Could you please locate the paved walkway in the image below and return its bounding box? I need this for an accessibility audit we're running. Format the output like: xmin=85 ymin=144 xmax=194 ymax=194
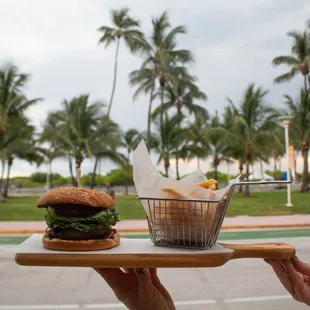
xmin=0 ymin=214 xmax=310 ymax=234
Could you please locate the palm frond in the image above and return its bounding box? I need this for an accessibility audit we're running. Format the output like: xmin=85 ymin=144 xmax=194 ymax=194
xmin=272 ymin=56 xmax=300 ymax=66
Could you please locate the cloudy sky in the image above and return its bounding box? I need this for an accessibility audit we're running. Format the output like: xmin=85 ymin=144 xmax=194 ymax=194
xmin=0 ymin=0 xmax=309 ymax=178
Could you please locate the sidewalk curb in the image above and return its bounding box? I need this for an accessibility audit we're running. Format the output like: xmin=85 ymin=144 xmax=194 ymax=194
xmin=1 ymin=223 xmax=309 ymax=235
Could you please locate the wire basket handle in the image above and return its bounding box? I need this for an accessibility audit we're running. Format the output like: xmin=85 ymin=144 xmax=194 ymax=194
xmin=229 ymin=180 xmax=291 ymax=191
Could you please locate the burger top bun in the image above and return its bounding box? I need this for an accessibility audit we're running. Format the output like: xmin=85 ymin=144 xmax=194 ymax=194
xmin=37 ymin=187 xmax=114 ymax=209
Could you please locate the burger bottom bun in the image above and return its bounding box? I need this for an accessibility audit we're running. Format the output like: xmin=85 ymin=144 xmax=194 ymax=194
xmin=42 ymin=230 xmax=120 ymax=251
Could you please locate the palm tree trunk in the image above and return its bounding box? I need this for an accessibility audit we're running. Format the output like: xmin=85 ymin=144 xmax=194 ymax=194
xmin=46 ymin=160 xmax=52 ymax=189
xmin=3 ymin=157 xmax=12 ymax=198
xmin=68 ymin=156 xmax=75 ymax=186
xmin=147 ymin=75 xmax=156 ymax=150
xmin=0 ymin=160 xmax=6 ymax=191
xmin=164 ymin=156 xmax=169 ymax=178
xmin=304 ymin=75 xmax=307 ymax=90
xmin=91 ymin=156 xmax=99 ymax=189
xmin=74 ymin=153 xmax=83 ymax=187
xmin=107 ymin=38 xmax=120 ymax=118
xmin=273 ymin=157 xmax=277 ymax=179
xmin=301 ymin=144 xmax=309 ymax=192
xmin=260 ymin=161 xmax=264 ymax=180
xmin=244 ymin=161 xmax=250 ymax=196
xmin=197 ymin=157 xmax=200 ymax=169
xmin=238 ymin=161 xmax=243 ymax=193
xmin=74 ymin=154 xmax=83 ymax=186
xmin=160 ymin=83 xmax=165 ymax=130
xmin=176 ymin=157 xmax=180 ymax=180
xmin=165 ymin=165 xmax=169 ymax=177
xmin=50 ymin=173 xmax=54 ymax=189
xmin=124 ymin=152 xmax=130 ymax=195
xmin=214 ymin=164 xmax=218 ymax=189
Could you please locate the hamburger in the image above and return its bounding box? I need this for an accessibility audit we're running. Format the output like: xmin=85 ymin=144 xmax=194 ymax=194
xmin=37 ymin=187 xmax=120 ymax=251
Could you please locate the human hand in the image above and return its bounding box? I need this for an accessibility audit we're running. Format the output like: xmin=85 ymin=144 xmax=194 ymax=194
xmin=265 ymin=257 xmax=310 ymax=306
xmin=94 ymin=267 xmax=176 ymax=310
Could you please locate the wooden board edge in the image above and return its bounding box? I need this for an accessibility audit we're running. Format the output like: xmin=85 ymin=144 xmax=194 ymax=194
xmin=15 ymin=252 xmax=230 ymax=268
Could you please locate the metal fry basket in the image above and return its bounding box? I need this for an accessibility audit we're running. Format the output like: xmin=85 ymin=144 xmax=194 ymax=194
xmin=138 ymin=181 xmax=291 ymax=250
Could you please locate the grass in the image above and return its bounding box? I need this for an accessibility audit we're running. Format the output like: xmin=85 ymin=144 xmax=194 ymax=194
xmin=0 ymin=191 xmax=309 ymax=221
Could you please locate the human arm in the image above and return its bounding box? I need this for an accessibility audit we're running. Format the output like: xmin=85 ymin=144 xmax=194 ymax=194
xmin=265 ymin=257 xmax=310 ymax=306
xmin=94 ymin=268 xmax=175 ymax=310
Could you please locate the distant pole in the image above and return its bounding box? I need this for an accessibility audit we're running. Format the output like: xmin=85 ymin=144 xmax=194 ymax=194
xmin=227 ymin=161 xmax=230 ymax=183
xmin=279 ymin=116 xmax=293 ymax=207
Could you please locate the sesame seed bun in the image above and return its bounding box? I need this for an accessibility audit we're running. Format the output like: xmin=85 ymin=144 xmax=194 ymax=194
xmin=37 ymin=187 xmax=114 ymax=209
xmin=42 ymin=229 xmax=120 ymax=251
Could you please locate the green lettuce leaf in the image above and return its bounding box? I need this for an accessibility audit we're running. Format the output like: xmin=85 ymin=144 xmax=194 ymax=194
xmin=45 ymin=207 xmax=120 ymax=233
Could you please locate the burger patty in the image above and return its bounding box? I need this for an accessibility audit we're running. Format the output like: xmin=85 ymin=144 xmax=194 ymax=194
xmin=49 ymin=204 xmax=107 ymax=217
xmin=48 ymin=227 xmax=109 ymax=240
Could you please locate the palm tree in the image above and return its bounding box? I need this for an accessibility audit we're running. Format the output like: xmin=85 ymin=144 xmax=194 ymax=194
xmin=38 ymin=144 xmax=66 ymax=189
xmin=152 ymin=66 xmax=208 ymax=119
xmin=128 ymin=67 xmax=155 ymax=149
xmin=121 ymin=129 xmax=142 ymax=194
xmin=272 ymin=27 xmax=310 ymax=89
xmin=41 ymin=115 xmax=76 ymax=185
xmin=268 ymin=127 xmax=285 ymax=180
xmin=46 ymin=94 xmax=105 ymax=185
xmin=221 ymin=105 xmax=245 ymax=189
xmin=129 ymin=11 xmax=193 ymax=148
xmin=90 ymin=116 xmax=125 ymax=189
xmin=205 ymin=112 xmax=232 ymax=184
xmin=152 ymin=112 xmax=184 ymax=177
xmin=185 ymin=112 xmax=209 ymax=170
xmin=40 ymin=123 xmax=68 ymax=189
xmin=284 ymin=89 xmax=310 ymax=192
xmin=1 ymin=120 xmax=43 ymax=198
xmin=223 ymin=84 xmax=280 ymax=196
xmin=0 ymin=64 xmax=41 ymax=134
xmin=97 ymin=8 xmax=144 ymax=117
xmin=186 ymin=111 xmax=229 ymax=186
xmin=122 ymin=129 xmax=142 ymax=162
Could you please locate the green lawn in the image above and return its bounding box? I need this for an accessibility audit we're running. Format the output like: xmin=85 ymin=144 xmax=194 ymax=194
xmin=0 ymin=191 xmax=309 ymax=221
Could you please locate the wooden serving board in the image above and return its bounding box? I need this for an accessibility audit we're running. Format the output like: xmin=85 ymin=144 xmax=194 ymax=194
xmin=14 ymin=234 xmax=296 ymax=268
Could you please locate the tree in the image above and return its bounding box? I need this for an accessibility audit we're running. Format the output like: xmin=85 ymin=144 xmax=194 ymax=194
xmin=97 ymin=7 xmax=144 ymax=117
xmin=41 ymin=115 xmax=76 ymax=185
xmin=152 ymin=112 xmax=184 ymax=177
xmin=185 ymin=111 xmax=229 ymax=187
xmin=284 ymin=89 xmax=310 ymax=192
xmin=269 ymin=127 xmax=285 ymax=180
xmin=120 ymin=129 xmax=142 ymax=194
xmin=129 ymin=11 xmax=193 ymax=148
xmin=272 ymin=26 xmax=310 ymax=89
xmin=223 ymin=84 xmax=280 ymax=196
xmin=221 ymin=105 xmax=246 ymax=191
xmin=37 ymin=145 xmax=66 ymax=189
xmin=128 ymin=67 xmax=155 ymax=149
xmin=122 ymin=128 xmax=142 ymax=162
xmin=152 ymin=66 xmax=208 ymax=119
xmin=0 ymin=64 xmax=41 ymax=134
xmin=185 ymin=112 xmax=209 ymax=170
xmin=1 ymin=120 xmax=43 ymax=198
xmin=205 ymin=112 xmax=231 ymax=184
xmin=39 ymin=123 xmax=68 ymax=189
xmin=46 ymin=94 xmax=105 ymax=185
xmin=90 ymin=116 xmax=125 ymax=189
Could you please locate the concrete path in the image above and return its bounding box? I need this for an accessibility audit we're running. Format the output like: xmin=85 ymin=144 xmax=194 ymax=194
xmin=1 ymin=214 xmax=310 ymax=234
